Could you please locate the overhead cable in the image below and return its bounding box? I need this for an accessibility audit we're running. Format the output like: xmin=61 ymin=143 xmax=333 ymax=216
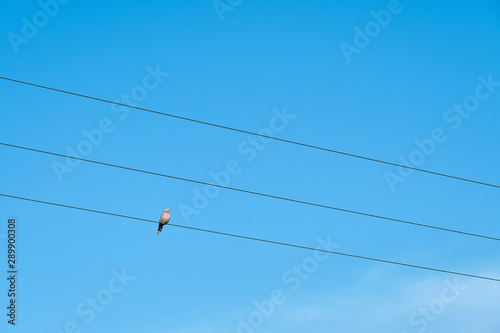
xmin=1 ymin=193 xmax=499 ymax=283
xmin=1 ymin=76 xmax=498 ymax=190
xmin=2 ymin=142 xmax=500 ymax=243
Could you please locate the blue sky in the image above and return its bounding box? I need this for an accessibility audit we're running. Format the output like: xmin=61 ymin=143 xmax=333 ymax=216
xmin=1 ymin=0 xmax=500 ymax=332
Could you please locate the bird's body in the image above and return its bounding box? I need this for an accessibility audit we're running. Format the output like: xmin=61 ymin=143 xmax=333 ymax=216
xmin=157 ymin=208 xmax=171 ymax=234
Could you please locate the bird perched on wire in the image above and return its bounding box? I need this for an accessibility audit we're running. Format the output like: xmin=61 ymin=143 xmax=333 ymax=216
xmin=157 ymin=208 xmax=171 ymax=235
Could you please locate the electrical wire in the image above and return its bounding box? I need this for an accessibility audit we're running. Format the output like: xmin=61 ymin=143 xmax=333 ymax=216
xmin=1 ymin=76 xmax=499 ymax=190
xmin=2 ymin=141 xmax=500 ymax=243
xmin=1 ymin=192 xmax=499 ymax=282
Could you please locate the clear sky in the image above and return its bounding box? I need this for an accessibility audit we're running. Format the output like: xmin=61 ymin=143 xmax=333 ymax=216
xmin=1 ymin=0 xmax=500 ymax=332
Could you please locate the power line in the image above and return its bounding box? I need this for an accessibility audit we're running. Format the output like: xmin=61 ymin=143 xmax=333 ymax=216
xmin=1 ymin=76 xmax=499 ymax=190
xmin=1 ymin=192 xmax=498 ymax=283
xmin=2 ymin=141 xmax=500 ymax=243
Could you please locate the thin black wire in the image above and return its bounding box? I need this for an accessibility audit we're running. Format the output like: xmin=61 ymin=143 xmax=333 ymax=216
xmin=1 ymin=76 xmax=499 ymax=190
xmin=2 ymin=141 xmax=500 ymax=243
xmin=1 ymin=193 xmax=498 ymax=283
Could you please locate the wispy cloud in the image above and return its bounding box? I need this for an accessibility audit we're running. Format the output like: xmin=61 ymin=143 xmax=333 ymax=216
xmin=275 ymin=267 xmax=500 ymax=332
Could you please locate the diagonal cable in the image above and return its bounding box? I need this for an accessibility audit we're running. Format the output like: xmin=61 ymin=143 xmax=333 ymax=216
xmin=2 ymin=141 xmax=500 ymax=243
xmin=1 ymin=193 xmax=499 ymax=283
xmin=0 ymin=76 xmax=499 ymax=190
